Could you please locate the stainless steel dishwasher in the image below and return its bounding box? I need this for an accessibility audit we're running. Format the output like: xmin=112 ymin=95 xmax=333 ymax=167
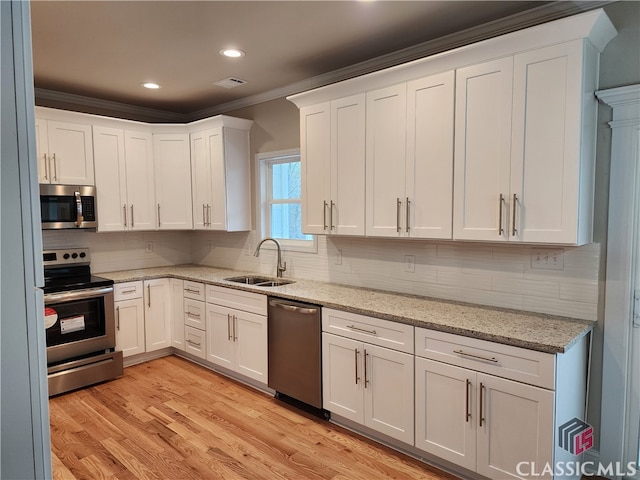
xmin=268 ymin=297 xmax=324 ymax=412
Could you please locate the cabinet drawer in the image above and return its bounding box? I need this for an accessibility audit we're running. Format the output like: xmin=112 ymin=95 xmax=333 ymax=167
xmin=184 ymin=298 xmax=206 ymax=330
xmin=206 ymin=285 xmax=267 ymax=316
xmin=415 ymin=328 xmax=555 ymax=389
xmin=183 ymin=281 xmax=205 ymax=301
xmin=322 ymin=308 xmax=414 ymax=354
xmin=114 ymin=281 xmax=143 ymax=301
xmin=184 ymin=325 xmax=206 ymax=360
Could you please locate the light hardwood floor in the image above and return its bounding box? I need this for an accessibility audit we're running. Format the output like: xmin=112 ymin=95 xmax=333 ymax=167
xmin=49 ymin=355 xmax=458 ymax=480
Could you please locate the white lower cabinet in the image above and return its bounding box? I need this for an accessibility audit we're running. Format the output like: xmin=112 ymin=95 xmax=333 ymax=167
xmin=205 ymin=286 xmax=267 ymax=384
xmin=415 ymin=357 xmax=554 ymax=479
xmin=114 ymin=281 xmax=145 ymax=358
xmin=321 ymin=310 xmax=414 ymax=444
xmin=170 ymin=279 xmax=185 ymax=351
xmin=144 ymin=279 xmax=172 ymax=352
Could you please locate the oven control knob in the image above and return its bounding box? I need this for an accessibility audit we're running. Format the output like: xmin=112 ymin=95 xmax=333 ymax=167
xmin=71 ymin=253 xmax=78 ymax=259
xmin=63 ymin=253 xmax=70 ymax=260
xmin=79 ymin=252 xmax=86 ymax=258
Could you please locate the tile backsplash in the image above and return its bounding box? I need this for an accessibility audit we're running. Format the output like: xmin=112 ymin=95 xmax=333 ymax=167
xmin=43 ymin=229 xmax=600 ymax=321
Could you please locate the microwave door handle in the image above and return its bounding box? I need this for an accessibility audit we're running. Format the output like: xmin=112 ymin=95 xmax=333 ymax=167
xmin=75 ymin=190 xmax=84 ymax=227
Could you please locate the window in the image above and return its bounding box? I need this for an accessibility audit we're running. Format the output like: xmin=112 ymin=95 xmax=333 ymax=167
xmin=256 ymin=149 xmax=315 ymax=252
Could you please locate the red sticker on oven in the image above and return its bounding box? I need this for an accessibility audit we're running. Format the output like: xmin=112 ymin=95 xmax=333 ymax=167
xmin=44 ymin=307 xmax=58 ymax=329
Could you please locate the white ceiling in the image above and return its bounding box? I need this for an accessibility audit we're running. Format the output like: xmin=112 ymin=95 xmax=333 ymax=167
xmin=30 ymin=1 xmax=608 ymax=120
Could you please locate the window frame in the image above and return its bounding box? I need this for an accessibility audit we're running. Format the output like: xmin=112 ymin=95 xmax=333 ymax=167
xmin=255 ymin=149 xmax=317 ymax=253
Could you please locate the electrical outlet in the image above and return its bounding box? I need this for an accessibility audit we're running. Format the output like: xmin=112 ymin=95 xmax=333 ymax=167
xmin=145 ymin=241 xmax=153 ymax=253
xmin=531 ymin=249 xmax=564 ymax=270
xmin=404 ymin=255 xmax=415 ymax=273
xmin=335 ymin=249 xmax=343 ymax=265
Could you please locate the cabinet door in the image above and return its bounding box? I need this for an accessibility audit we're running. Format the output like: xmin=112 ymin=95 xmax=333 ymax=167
xmin=234 ymin=311 xmax=268 ymax=383
xmin=124 ymin=130 xmax=156 ymax=231
xmin=206 ymin=303 xmax=235 ymax=369
xmin=415 ymin=357 xmax=476 ymax=471
xmin=93 ymin=126 xmax=128 ymax=232
xmin=300 ymin=102 xmax=331 ymax=234
xmin=406 ymin=71 xmax=455 ymax=239
xmin=363 ymin=344 xmax=414 ymax=444
xmin=366 ymin=84 xmax=407 ymax=237
xmin=170 ymin=279 xmax=185 ymax=351
xmin=476 ymin=374 xmax=554 ymax=480
xmin=144 ymin=279 xmax=171 ymax=352
xmin=331 ymin=94 xmax=365 ymax=236
xmin=206 ymin=128 xmax=228 ymax=231
xmin=184 ymin=325 xmax=207 ymax=360
xmin=510 ymin=41 xmax=584 ymax=244
xmin=153 ymin=133 xmax=193 ymax=230
xmin=453 ymin=57 xmax=513 ymax=241
xmin=115 ymin=298 xmax=145 ymax=357
xmin=190 ymin=131 xmax=213 ymax=230
xmin=45 ymin=120 xmax=94 ymax=185
xmin=322 ymin=333 xmax=363 ymax=423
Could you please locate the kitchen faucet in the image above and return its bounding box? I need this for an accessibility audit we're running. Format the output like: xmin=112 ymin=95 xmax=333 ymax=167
xmin=254 ymin=237 xmax=287 ymax=278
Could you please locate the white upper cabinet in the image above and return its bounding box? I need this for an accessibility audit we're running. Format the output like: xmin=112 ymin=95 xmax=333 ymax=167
xmin=453 ymin=57 xmax=514 ymax=242
xmin=289 ymin=9 xmax=616 ymax=245
xmin=365 ymin=84 xmax=407 ymax=237
xmin=405 ymin=71 xmax=455 ymax=239
xmin=153 ymin=133 xmax=193 ymax=230
xmin=35 ymin=118 xmax=94 ymax=185
xmin=300 ymin=95 xmax=366 ymax=236
xmin=94 ymin=126 xmax=155 ymax=232
xmin=190 ymin=119 xmax=252 ymax=232
xmin=454 ymin=40 xmax=601 ymax=245
xmin=300 ymin=102 xmax=331 ymax=234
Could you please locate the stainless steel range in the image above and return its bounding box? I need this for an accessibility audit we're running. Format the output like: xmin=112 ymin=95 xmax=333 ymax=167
xmin=43 ymin=248 xmax=123 ymax=396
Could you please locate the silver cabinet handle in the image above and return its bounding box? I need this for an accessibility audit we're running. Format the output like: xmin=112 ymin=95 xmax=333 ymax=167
xmin=330 ymin=200 xmax=335 ymax=230
xmin=269 ymin=299 xmax=318 ymax=315
xmin=186 ymin=311 xmax=200 ymax=318
xmin=75 ymin=190 xmax=83 ymax=227
xmin=121 ymin=288 xmax=136 ymax=294
xmin=227 ymin=314 xmax=232 ymax=340
xmin=355 ymin=348 xmax=360 ymax=384
xmin=396 ymin=198 xmax=402 ymax=232
xmin=52 ymin=153 xmax=57 ymax=182
xmin=42 ymin=154 xmax=48 ymax=180
xmin=406 ymin=197 xmax=410 ymax=233
xmin=186 ymin=339 xmax=201 ymax=348
xmin=207 ymin=204 xmax=211 ymax=226
xmin=131 ymin=205 xmax=135 ymax=228
xmin=157 ymin=204 xmax=161 ymax=227
xmin=147 ymin=284 xmax=151 ymax=307
xmin=479 ymin=382 xmax=486 ymax=427
xmin=512 ymin=193 xmax=518 ymax=237
xmin=364 ymin=349 xmax=369 ymax=388
xmin=123 ymin=204 xmax=128 ymax=227
xmin=323 ymin=201 xmax=328 ymax=230
xmin=233 ymin=315 xmax=237 ymax=341
xmin=346 ymin=324 xmax=377 ymax=336
xmin=116 ymin=306 xmax=120 ymax=331
xmin=498 ymin=194 xmax=505 ymax=236
xmin=185 ymin=288 xmax=200 ymax=294
xmin=202 ymin=204 xmax=206 ymax=227
xmin=465 ymin=379 xmax=471 ymax=422
xmin=453 ymin=349 xmax=498 ymax=363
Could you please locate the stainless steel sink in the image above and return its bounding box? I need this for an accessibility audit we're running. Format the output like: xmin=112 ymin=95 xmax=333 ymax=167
xmin=224 ymin=275 xmax=294 ymax=287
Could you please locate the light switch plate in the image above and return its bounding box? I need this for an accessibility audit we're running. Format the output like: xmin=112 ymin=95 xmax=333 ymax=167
xmin=404 ymin=255 xmax=415 ymax=273
xmin=531 ymin=249 xmax=564 ymax=270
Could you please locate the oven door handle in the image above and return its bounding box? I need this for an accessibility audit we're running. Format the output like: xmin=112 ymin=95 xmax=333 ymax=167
xmin=44 ymin=286 xmax=114 ymax=304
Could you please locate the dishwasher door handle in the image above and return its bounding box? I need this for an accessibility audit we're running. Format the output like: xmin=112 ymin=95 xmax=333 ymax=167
xmin=268 ymin=299 xmax=318 ymax=315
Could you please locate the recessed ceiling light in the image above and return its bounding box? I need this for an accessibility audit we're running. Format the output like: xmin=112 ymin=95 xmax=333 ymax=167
xmin=220 ymin=48 xmax=245 ymax=58
xmin=141 ymin=82 xmax=161 ymax=89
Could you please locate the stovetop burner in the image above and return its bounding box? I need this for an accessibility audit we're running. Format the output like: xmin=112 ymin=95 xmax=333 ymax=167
xmin=43 ymin=248 xmax=113 ymax=294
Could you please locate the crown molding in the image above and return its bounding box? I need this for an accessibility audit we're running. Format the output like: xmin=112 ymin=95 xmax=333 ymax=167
xmin=35 ymin=0 xmax=613 ymax=122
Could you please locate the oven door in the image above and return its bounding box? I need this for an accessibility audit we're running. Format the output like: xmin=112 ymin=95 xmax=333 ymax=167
xmin=44 ymin=286 xmax=115 ymax=364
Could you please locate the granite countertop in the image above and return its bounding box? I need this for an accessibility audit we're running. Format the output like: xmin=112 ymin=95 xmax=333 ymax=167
xmin=101 ymin=264 xmax=594 ymax=354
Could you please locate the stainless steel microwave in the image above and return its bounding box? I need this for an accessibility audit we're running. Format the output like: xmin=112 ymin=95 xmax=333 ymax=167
xmin=40 ymin=184 xmax=97 ymax=229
